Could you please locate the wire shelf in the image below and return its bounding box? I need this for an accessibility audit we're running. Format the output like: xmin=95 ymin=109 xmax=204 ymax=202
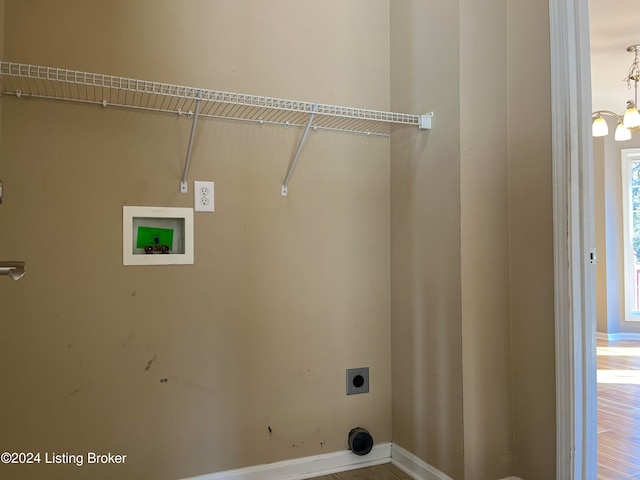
xmin=0 ymin=62 xmax=425 ymax=136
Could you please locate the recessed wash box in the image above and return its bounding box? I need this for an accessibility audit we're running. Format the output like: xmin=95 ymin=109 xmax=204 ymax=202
xmin=123 ymin=206 xmax=194 ymax=266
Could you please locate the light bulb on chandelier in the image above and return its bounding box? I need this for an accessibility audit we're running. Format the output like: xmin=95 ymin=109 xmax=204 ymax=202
xmin=592 ymin=44 xmax=640 ymax=141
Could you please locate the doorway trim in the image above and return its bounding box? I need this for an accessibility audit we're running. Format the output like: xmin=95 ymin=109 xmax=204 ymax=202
xmin=549 ymin=0 xmax=598 ymax=478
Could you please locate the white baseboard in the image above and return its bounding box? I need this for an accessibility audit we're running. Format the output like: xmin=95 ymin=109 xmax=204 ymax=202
xmin=390 ymin=444 xmax=453 ymax=480
xmin=180 ymin=443 xmax=392 ymax=480
xmin=181 ymin=442 xmax=523 ymax=480
xmin=597 ymin=331 xmax=640 ymax=341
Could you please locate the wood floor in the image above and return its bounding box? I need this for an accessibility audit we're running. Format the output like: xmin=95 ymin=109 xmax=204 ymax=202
xmin=311 ymin=464 xmax=411 ymax=480
xmin=598 ymin=338 xmax=640 ymax=479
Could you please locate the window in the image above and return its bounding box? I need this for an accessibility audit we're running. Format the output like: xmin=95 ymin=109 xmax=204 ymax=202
xmin=621 ymin=148 xmax=640 ymax=320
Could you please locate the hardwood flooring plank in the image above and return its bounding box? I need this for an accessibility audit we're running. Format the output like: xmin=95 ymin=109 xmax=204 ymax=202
xmin=598 ymin=338 xmax=640 ymax=478
xmin=598 ymin=464 xmax=640 ymax=480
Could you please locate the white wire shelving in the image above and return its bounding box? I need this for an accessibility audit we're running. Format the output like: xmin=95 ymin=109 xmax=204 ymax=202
xmin=0 ymin=61 xmax=433 ymax=195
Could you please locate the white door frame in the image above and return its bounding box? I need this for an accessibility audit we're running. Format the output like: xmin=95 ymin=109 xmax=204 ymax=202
xmin=549 ymin=0 xmax=598 ymax=478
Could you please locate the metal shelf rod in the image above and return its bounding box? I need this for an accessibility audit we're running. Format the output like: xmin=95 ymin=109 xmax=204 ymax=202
xmin=281 ymin=104 xmax=318 ymax=197
xmin=0 ymin=90 xmax=393 ymax=137
xmin=180 ymin=90 xmax=203 ymax=193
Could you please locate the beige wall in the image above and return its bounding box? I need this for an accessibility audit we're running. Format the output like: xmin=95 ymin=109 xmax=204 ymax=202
xmin=507 ymin=1 xmax=556 ymax=478
xmin=459 ymin=0 xmax=513 ymax=478
xmin=594 ymin=133 xmax=610 ymax=333
xmin=0 ymin=0 xmax=4 ymax=163
xmin=604 ymin=132 xmax=625 ymax=333
xmin=0 ymin=2 xmax=391 ymax=479
xmin=390 ymin=1 xmax=464 ymax=478
xmin=390 ymin=0 xmax=556 ymax=478
xmin=0 ymin=0 xmax=3 ymax=58
xmin=390 ymin=0 xmax=557 ymax=478
xmin=391 ymin=2 xmax=555 ymax=479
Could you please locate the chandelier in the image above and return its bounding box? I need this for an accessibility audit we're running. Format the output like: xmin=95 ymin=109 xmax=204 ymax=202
xmin=592 ymin=44 xmax=640 ymax=141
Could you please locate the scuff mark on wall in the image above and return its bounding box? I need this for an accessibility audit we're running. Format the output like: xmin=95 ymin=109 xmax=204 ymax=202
xmin=63 ymin=382 xmax=94 ymax=400
xmin=144 ymin=355 xmax=157 ymax=371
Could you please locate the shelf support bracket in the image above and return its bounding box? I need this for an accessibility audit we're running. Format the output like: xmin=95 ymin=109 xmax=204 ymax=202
xmin=418 ymin=112 xmax=434 ymax=130
xmin=281 ymin=104 xmax=318 ymax=197
xmin=180 ymin=90 xmax=203 ymax=193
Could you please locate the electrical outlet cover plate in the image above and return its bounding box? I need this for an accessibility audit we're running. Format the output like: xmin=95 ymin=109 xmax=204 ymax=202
xmin=346 ymin=367 xmax=369 ymax=395
xmin=194 ymin=181 xmax=214 ymax=212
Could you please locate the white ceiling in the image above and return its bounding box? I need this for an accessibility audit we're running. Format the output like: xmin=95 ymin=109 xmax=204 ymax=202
xmin=590 ymin=0 xmax=640 ymax=112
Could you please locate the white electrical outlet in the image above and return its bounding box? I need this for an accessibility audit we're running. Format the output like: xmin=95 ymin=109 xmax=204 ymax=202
xmin=194 ymin=181 xmax=214 ymax=212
